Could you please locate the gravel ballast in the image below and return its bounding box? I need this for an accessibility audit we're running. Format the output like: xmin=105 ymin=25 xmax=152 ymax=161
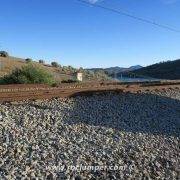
xmin=0 ymin=89 xmax=180 ymax=179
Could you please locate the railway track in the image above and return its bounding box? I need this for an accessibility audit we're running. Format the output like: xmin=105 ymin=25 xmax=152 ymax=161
xmin=0 ymin=81 xmax=180 ymax=102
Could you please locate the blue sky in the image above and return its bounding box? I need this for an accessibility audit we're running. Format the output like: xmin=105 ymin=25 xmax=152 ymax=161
xmin=0 ymin=0 xmax=180 ymax=68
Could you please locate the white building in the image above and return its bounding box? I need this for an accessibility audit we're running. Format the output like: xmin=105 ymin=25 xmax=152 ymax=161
xmin=77 ymin=72 xmax=83 ymax=81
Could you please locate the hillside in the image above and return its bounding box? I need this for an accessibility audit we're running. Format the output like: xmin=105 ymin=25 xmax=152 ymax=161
xmin=0 ymin=56 xmax=72 ymax=82
xmin=133 ymin=59 xmax=180 ymax=80
xmin=87 ymin=65 xmax=143 ymax=75
xmin=0 ymin=56 xmax=109 ymax=82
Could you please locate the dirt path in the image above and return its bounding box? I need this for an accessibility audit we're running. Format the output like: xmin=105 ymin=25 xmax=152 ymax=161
xmin=0 ymin=81 xmax=180 ymax=102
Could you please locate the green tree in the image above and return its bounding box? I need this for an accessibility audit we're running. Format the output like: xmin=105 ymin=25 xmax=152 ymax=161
xmin=39 ymin=60 xmax=45 ymax=64
xmin=0 ymin=51 xmax=9 ymax=57
xmin=25 ymin=58 xmax=33 ymax=63
xmin=51 ymin=62 xmax=60 ymax=67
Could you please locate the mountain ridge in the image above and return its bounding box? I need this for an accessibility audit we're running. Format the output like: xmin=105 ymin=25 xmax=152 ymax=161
xmin=87 ymin=65 xmax=143 ymax=74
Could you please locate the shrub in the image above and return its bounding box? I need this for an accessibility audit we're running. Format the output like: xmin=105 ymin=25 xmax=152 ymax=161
xmin=61 ymin=79 xmax=78 ymax=83
xmin=51 ymin=82 xmax=58 ymax=87
xmin=62 ymin=66 xmax=68 ymax=72
xmin=0 ymin=51 xmax=9 ymax=57
xmin=39 ymin=60 xmax=45 ymax=64
xmin=51 ymin=62 xmax=59 ymax=67
xmin=0 ymin=64 xmax=55 ymax=85
xmin=25 ymin=58 xmax=32 ymax=63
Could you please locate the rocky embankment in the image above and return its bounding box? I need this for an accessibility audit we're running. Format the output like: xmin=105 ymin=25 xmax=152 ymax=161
xmin=0 ymin=89 xmax=180 ymax=179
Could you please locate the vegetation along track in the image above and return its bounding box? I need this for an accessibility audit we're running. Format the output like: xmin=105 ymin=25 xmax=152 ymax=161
xmin=0 ymin=81 xmax=180 ymax=102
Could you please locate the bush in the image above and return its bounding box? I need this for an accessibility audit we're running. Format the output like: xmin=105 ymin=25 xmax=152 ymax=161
xmin=0 ymin=64 xmax=55 ymax=85
xmin=61 ymin=79 xmax=78 ymax=83
xmin=0 ymin=51 xmax=9 ymax=57
xmin=39 ymin=60 xmax=45 ymax=64
xmin=25 ymin=58 xmax=32 ymax=63
xmin=51 ymin=82 xmax=58 ymax=87
xmin=51 ymin=62 xmax=59 ymax=67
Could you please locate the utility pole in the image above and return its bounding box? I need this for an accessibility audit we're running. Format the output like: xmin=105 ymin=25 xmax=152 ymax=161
xmin=0 ymin=59 xmax=3 ymax=71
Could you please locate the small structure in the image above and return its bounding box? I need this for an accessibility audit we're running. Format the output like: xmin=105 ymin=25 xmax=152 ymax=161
xmin=77 ymin=71 xmax=83 ymax=82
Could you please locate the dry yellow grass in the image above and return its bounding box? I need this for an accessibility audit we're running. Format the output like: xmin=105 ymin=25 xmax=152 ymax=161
xmin=0 ymin=56 xmax=73 ymax=81
xmin=0 ymin=56 xmax=109 ymax=82
xmin=0 ymin=56 xmax=25 ymax=76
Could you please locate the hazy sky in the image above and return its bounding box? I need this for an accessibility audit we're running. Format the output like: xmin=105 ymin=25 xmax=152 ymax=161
xmin=0 ymin=0 xmax=180 ymax=68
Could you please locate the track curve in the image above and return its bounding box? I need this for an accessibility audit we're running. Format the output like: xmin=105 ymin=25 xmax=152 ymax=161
xmin=0 ymin=81 xmax=180 ymax=102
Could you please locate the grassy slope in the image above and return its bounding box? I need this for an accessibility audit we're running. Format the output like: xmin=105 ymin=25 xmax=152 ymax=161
xmin=0 ymin=56 xmax=110 ymax=82
xmin=0 ymin=56 xmax=72 ymax=81
xmin=133 ymin=59 xmax=180 ymax=80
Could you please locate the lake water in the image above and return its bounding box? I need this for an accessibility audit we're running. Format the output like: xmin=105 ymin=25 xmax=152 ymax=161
xmin=116 ymin=77 xmax=160 ymax=82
